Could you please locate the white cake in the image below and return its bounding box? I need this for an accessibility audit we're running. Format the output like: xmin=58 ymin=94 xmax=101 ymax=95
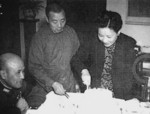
xmin=26 ymin=88 xmax=121 ymax=114
xmin=27 ymin=88 xmax=150 ymax=114
xmin=79 ymin=88 xmax=120 ymax=114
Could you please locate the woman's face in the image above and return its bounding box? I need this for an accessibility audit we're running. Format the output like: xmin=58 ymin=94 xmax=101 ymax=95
xmin=98 ymin=27 xmax=119 ymax=47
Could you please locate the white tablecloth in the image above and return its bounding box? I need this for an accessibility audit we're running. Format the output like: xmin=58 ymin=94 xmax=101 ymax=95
xmin=26 ymin=89 xmax=150 ymax=114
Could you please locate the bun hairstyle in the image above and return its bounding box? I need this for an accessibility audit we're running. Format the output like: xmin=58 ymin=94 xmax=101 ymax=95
xmin=96 ymin=10 xmax=123 ymax=33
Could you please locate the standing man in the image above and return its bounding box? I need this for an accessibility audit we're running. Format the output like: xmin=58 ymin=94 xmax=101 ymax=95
xmin=0 ymin=53 xmax=29 ymax=114
xmin=27 ymin=2 xmax=80 ymax=108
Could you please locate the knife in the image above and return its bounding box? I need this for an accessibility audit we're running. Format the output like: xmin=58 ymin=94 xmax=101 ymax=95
xmin=64 ymin=92 xmax=69 ymax=99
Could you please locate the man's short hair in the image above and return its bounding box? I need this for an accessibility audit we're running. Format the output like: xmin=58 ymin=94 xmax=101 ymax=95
xmin=45 ymin=2 xmax=65 ymax=18
xmin=0 ymin=55 xmax=6 ymax=71
xmin=0 ymin=53 xmax=22 ymax=71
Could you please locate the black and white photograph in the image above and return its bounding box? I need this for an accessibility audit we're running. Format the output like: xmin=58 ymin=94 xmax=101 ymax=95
xmin=0 ymin=0 xmax=150 ymax=114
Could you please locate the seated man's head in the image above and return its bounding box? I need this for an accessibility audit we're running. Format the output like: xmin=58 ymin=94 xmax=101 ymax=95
xmin=0 ymin=53 xmax=24 ymax=89
xmin=46 ymin=2 xmax=66 ymax=33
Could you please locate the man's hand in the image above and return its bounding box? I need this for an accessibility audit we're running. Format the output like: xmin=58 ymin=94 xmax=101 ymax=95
xmin=52 ymin=82 xmax=66 ymax=95
xmin=81 ymin=69 xmax=91 ymax=87
xmin=16 ymin=97 xmax=29 ymax=112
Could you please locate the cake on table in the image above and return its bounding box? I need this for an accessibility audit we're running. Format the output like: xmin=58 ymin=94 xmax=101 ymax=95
xmin=26 ymin=88 xmax=150 ymax=114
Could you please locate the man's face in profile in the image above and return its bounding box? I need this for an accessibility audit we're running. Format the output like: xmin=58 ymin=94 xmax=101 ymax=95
xmin=48 ymin=10 xmax=66 ymax=33
xmin=4 ymin=59 xmax=25 ymax=89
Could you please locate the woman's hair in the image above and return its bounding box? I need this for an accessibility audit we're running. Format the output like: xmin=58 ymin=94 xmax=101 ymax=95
xmin=45 ymin=2 xmax=65 ymax=18
xmin=96 ymin=10 xmax=123 ymax=33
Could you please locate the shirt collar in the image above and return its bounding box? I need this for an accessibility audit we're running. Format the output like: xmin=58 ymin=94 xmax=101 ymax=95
xmin=0 ymin=79 xmax=12 ymax=90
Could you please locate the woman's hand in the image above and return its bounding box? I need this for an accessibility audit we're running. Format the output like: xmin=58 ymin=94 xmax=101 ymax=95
xmin=81 ymin=69 xmax=91 ymax=88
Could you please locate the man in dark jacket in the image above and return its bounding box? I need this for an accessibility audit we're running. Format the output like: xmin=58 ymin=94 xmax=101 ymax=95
xmin=0 ymin=53 xmax=29 ymax=114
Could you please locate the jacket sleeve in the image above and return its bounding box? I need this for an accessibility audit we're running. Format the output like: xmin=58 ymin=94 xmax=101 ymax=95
xmin=71 ymin=28 xmax=80 ymax=56
xmin=28 ymin=33 xmax=54 ymax=92
xmin=125 ymin=37 xmax=137 ymax=64
xmin=123 ymin=37 xmax=138 ymax=99
xmin=71 ymin=31 xmax=92 ymax=77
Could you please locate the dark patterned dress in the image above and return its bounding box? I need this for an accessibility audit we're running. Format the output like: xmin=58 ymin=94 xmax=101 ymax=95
xmin=101 ymin=43 xmax=116 ymax=92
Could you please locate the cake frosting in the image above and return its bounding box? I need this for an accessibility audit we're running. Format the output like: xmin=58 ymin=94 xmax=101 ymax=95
xmin=26 ymin=88 xmax=150 ymax=114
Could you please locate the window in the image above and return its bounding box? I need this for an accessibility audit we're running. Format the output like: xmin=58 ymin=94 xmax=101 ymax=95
xmin=126 ymin=0 xmax=150 ymax=25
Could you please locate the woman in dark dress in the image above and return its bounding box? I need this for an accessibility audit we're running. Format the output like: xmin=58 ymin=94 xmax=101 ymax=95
xmin=71 ymin=10 xmax=140 ymax=100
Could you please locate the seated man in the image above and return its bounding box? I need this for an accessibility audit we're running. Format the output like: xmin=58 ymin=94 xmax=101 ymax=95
xmin=0 ymin=53 xmax=29 ymax=114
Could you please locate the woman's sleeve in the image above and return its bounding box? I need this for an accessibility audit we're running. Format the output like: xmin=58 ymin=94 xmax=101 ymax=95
xmin=126 ymin=37 xmax=137 ymax=64
xmin=71 ymin=31 xmax=92 ymax=77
